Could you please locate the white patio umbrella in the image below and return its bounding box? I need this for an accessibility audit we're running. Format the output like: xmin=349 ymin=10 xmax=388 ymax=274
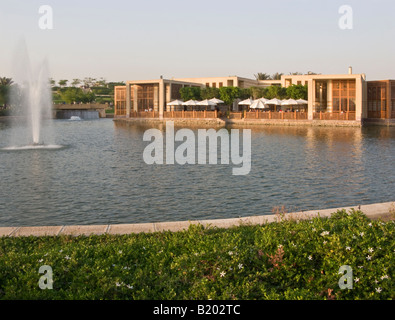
xmin=167 ymin=99 xmax=184 ymax=106
xmin=167 ymin=99 xmax=184 ymax=111
xmin=281 ymin=99 xmax=299 ymax=106
xmin=296 ymin=99 xmax=308 ymax=105
xmin=209 ymin=98 xmax=224 ymax=104
xmin=197 ymin=99 xmax=217 ymax=110
xmin=259 ymin=97 xmax=269 ymax=103
xmin=238 ymin=98 xmax=254 ymax=106
xmin=265 ymin=98 xmax=283 ymax=105
xmin=250 ymin=99 xmax=267 ymax=109
xmin=182 ymin=99 xmax=199 ymax=106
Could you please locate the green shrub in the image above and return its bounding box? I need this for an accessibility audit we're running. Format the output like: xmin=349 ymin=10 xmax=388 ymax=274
xmin=0 ymin=210 xmax=393 ymax=300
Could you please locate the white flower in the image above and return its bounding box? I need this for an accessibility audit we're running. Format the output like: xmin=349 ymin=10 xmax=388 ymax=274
xmin=360 ymin=232 xmax=364 ymax=237
xmin=115 ymin=282 xmax=121 ymax=287
xmin=38 ymin=259 xmax=43 ymax=263
xmin=229 ymin=267 xmax=233 ymax=271
xmin=368 ymin=248 xmax=374 ymax=253
xmin=118 ymin=250 xmax=123 ymax=254
xmin=366 ymin=255 xmax=372 ymax=260
xmin=126 ymin=285 xmax=133 ymax=289
xmin=59 ymin=249 xmax=63 ymax=253
xmin=375 ymin=287 xmax=382 ymax=293
xmin=228 ymin=251 xmax=233 ymax=256
xmin=238 ymin=263 xmax=243 ymax=269
xmin=354 ymin=278 xmax=359 ymax=283
xmin=65 ymin=255 xmax=71 ymax=260
xmin=368 ymin=223 xmax=372 ymax=227
xmin=323 ymin=241 xmax=327 ymax=244
xmin=381 ymin=275 xmax=389 ymax=280
xmin=220 ymin=271 xmax=226 ymax=277
xmin=308 ymin=255 xmax=313 ymax=260
xmin=320 ymin=231 xmax=330 ymax=236
xmin=346 ymin=246 xmax=351 ymax=251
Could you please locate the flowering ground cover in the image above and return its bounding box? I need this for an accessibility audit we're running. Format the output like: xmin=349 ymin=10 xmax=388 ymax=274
xmin=0 ymin=210 xmax=393 ymax=300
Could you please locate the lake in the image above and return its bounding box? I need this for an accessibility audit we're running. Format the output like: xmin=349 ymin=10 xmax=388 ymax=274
xmin=0 ymin=118 xmax=394 ymax=227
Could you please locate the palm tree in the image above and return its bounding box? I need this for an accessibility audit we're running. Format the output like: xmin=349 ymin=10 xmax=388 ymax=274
xmin=71 ymin=79 xmax=81 ymax=87
xmin=254 ymin=72 xmax=271 ymax=80
xmin=271 ymin=72 xmax=284 ymax=80
xmin=0 ymin=77 xmax=13 ymax=86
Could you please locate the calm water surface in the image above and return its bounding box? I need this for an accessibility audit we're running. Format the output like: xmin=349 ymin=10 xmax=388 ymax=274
xmin=0 ymin=118 xmax=394 ymax=227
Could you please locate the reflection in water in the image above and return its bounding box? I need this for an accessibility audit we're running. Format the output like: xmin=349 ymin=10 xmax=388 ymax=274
xmin=0 ymin=119 xmax=394 ymax=227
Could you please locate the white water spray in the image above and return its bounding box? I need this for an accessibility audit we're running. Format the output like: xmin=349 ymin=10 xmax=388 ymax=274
xmin=4 ymin=40 xmax=60 ymax=149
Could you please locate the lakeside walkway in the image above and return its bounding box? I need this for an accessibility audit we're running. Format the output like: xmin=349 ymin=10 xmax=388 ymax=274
xmin=1 ymin=201 xmax=393 ymax=238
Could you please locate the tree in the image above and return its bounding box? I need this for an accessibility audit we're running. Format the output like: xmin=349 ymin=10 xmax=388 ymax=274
xmin=201 ymin=87 xmax=220 ymax=100
xmin=58 ymin=79 xmax=68 ymax=88
xmin=239 ymin=88 xmax=252 ymax=100
xmin=264 ymin=85 xmax=287 ymax=99
xmin=254 ymin=72 xmax=271 ymax=80
xmin=71 ymin=79 xmax=81 ymax=87
xmin=289 ymin=72 xmax=303 ymax=75
xmin=249 ymin=86 xmax=265 ymax=99
xmin=286 ymin=84 xmax=308 ymax=100
xmin=49 ymin=78 xmax=56 ymax=87
xmin=83 ymin=77 xmax=96 ymax=88
xmin=95 ymin=77 xmax=107 ymax=87
xmin=60 ymin=87 xmax=96 ymax=104
xmin=219 ymin=86 xmax=241 ymax=111
xmin=271 ymin=72 xmax=283 ymax=80
xmin=180 ymin=87 xmax=201 ymax=101
xmin=0 ymin=77 xmax=14 ymax=108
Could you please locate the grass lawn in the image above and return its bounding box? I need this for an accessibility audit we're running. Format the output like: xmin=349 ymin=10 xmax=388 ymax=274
xmin=0 ymin=210 xmax=393 ymax=300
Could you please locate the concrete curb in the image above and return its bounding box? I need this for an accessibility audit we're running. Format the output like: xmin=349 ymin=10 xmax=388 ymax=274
xmin=0 ymin=201 xmax=393 ymax=237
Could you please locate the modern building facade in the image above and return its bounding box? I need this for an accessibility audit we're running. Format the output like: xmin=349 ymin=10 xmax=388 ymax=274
xmin=279 ymin=70 xmax=367 ymax=121
xmin=114 ymin=70 xmax=394 ymax=122
xmin=366 ymin=80 xmax=395 ymax=119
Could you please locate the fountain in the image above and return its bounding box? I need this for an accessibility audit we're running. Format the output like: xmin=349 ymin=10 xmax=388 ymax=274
xmin=1 ymin=40 xmax=62 ymax=151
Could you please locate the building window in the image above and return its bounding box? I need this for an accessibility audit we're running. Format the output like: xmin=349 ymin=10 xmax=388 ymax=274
xmin=315 ymin=81 xmax=328 ymax=112
xmin=212 ymin=83 xmax=216 ymax=88
xmin=227 ymin=80 xmax=234 ymax=87
xmin=171 ymin=84 xmax=183 ymax=100
xmin=135 ymin=84 xmax=154 ymax=111
xmin=206 ymin=83 xmax=210 ymax=88
xmin=219 ymin=82 xmax=223 ymax=88
xmin=297 ymin=81 xmax=302 ymax=85
xmin=367 ymin=82 xmax=387 ymax=118
xmin=332 ymin=80 xmax=356 ymax=113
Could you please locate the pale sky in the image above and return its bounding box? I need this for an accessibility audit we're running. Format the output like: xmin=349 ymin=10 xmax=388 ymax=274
xmin=1 ymin=0 xmax=394 ymax=83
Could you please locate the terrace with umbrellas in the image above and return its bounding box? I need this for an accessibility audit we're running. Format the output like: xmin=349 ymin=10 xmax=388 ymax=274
xmin=164 ymin=97 xmax=308 ymax=120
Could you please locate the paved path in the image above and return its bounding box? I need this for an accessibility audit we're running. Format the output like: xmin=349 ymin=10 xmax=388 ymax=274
xmin=1 ymin=201 xmax=393 ymax=237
